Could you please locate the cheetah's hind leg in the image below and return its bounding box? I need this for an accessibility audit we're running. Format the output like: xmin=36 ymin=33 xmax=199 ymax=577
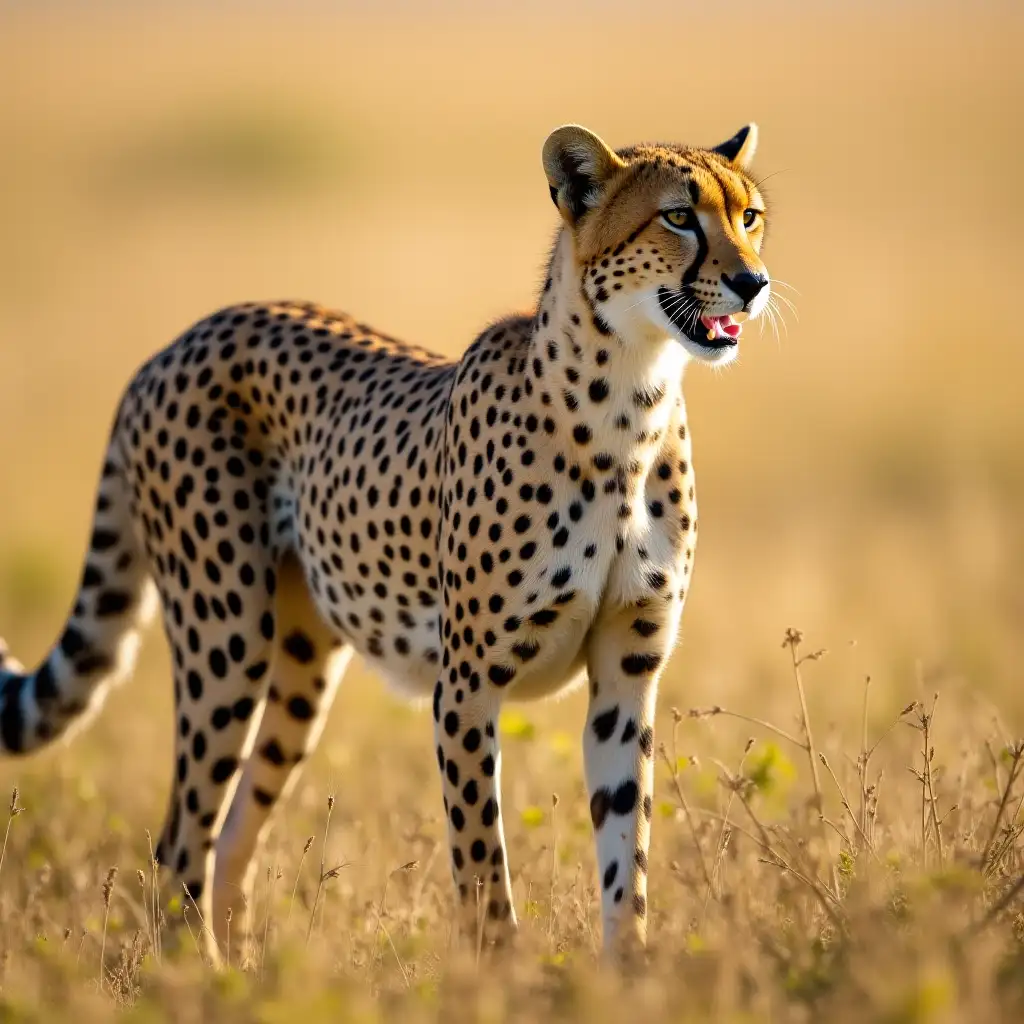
xmin=212 ymin=554 xmax=352 ymax=959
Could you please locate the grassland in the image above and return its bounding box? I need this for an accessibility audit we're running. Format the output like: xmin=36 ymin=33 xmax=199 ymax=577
xmin=0 ymin=2 xmax=1022 ymax=1020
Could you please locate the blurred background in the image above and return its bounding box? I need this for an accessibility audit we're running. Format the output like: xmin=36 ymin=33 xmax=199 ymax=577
xmin=0 ymin=0 xmax=1021 ymax=867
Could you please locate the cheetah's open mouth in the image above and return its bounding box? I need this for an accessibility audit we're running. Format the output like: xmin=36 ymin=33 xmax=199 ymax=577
xmin=657 ymin=287 xmax=743 ymax=351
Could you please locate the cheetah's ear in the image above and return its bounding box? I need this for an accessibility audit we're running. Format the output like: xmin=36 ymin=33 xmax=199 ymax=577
xmin=542 ymin=125 xmax=626 ymax=225
xmin=712 ymin=123 xmax=758 ymax=170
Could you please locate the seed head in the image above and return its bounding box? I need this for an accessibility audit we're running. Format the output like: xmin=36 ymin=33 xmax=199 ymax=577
xmin=782 ymin=627 xmax=804 ymax=648
xmin=102 ymin=867 xmax=118 ymax=908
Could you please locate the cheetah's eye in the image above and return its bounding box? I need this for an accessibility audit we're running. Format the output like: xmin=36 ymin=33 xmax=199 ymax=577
xmin=662 ymin=208 xmax=696 ymax=230
xmin=743 ymin=208 xmax=763 ymax=229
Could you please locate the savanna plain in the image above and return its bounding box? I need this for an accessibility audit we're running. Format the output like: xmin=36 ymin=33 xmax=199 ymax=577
xmin=0 ymin=3 xmax=1022 ymax=1020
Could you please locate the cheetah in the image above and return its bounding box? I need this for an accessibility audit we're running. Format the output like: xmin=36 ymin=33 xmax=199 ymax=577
xmin=0 ymin=123 xmax=771 ymax=960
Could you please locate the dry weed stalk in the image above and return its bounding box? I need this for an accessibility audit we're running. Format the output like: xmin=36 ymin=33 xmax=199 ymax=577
xmin=0 ymin=787 xmax=24 ymax=895
xmin=904 ymin=694 xmax=948 ymax=867
xmin=287 ymin=835 xmax=315 ymax=928
xmin=305 ymin=794 xmax=348 ymax=947
xmin=781 ymin=627 xmax=838 ymax=896
xmin=372 ymin=860 xmax=418 ymax=987
xmin=707 ymin=737 xmax=755 ymax=906
xmin=144 ymin=830 xmax=161 ymax=962
xmin=981 ymin=741 xmax=1024 ymax=875
xmin=548 ymin=791 xmax=559 ymax=947
xmin=181 ymin=879 xmax=217 ymax=963
xmin=259 ymin=866 xmax=283 ymax=974
xmin=99 ymin=866 xmax=118 ymax=989
xmin=689 ymin=631 xmax=839 ymax=898
xmin=657 ymin=709 xmax=714 ymax=897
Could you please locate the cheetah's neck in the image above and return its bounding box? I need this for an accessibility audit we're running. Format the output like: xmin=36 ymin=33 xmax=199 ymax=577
xmin=524 ymin=231 xmax=689 ymax=468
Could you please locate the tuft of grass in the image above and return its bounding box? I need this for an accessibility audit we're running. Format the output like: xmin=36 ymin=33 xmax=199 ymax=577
xmin=0 ymin=630 xmax=1021 ymax=1019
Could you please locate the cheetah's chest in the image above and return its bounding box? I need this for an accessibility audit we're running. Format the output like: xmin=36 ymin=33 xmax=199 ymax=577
xmin=468 ymin=466 xmax=665 ymax=704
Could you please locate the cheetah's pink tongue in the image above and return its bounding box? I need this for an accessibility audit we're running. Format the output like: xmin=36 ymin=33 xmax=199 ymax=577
xmin=700 ymin=314 xmax=742 ymax=341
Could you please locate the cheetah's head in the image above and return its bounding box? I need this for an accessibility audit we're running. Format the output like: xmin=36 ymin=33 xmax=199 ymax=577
xmin=543 ymin=123 xmax=771 ymax=366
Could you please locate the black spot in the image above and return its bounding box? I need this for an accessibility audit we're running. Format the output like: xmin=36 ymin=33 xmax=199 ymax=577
xmin=590 ymin=788 xmax=611 ymax=830
xmin=259 ymin=740 xmax=286 ymax=769
xmin=588 ymin=378 xmax=609 ymax=403
xmin=631 ymin=618 xmax=660 ymax=638
xmin=283 ymin=630 xmax=316 ymax=664
xmin=592 ymin=707 xmax=620 ymax=742
xmin=603 ymin=861 xmax=619 ymax=889
xmin=444 ymin=711 xmax=460 ymax=736
xmin=211 ymin=756 xmax=239 ymax=784
xmin=96 ymin=591 xmax=132 ymax=618
xmin=208 ymin=648 xmax=228 ymax=679
xmin=81 ymin=565 xmax=104 ymax=588
xmin=612 ymin=780 xmax=639 ymax=815
xmin=488 ymin=664 xmax=515 ymax=686
xmin=511 ymin=640 xmax=539 ymax=661
xmin=470 ymin=839 xmax=487 ymax=863
xmin=645 ymin=569 xmax=668 ymax=590
xmin=481 ymin=798 xmax=496 ymax=827
xmin=621 ymin=652 xmax=662 ymax=676
xmin=287 ymin=695 xmax=315 ymax=721
xmin=91 ymin=529 xmax=119 ymax=552
xmin=0 ymin=688 xmax=25 ymax=753
xmin=233 ymin=696 xmax=255 ymax=721
xmin=75 ymin=651 xmax=112 ymax=675
xmin=638 ymin=726 xmax=654 ymax=757
xmin=463 ymin=727 xmax=482 ymax=753
xmin=228 ymin=634 xmax=246 ymax=663
xmin=59 ymin=627 xmax=88 ymax=659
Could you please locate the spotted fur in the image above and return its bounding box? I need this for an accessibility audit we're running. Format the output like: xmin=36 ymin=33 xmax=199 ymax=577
xmin=0 ymin=123 xmax=771 ymax=960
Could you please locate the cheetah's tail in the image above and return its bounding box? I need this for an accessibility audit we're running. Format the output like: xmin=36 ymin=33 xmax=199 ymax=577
xmin=0 ymin=446 xmax=158 ymax=755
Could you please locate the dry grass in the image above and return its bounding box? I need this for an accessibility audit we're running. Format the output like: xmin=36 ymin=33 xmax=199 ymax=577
xmin=0 ymin=2 xmax=1022 ymax=1020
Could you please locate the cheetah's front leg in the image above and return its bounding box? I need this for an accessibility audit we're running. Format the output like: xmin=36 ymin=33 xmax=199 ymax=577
xmin=583 ymin=591 xmax=683 ymax=954
xmin=433 ymin=677 xmax=517 ymax=942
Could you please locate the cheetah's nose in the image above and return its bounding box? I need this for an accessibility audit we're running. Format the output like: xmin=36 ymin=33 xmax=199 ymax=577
xmin=721 ymin=272 xmax=768 ymax=308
